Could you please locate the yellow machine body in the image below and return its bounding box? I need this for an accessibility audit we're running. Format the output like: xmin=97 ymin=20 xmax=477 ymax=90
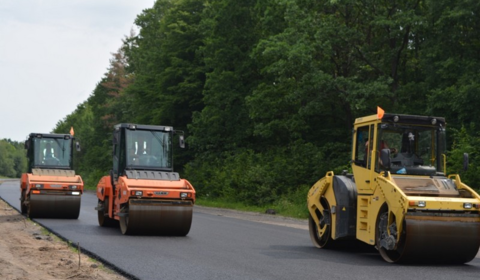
xmin=307 ymin=113 xmax=480 ymax=263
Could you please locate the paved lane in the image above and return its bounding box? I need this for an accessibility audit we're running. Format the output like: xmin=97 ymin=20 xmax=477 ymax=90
xmin=1 ymin=180 xmax=479 ymax=280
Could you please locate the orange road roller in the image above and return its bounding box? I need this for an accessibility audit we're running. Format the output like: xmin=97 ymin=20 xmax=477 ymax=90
xmin=20 ymin=133 xmax=83 ymax=219
xmin=96 ymin=123 xmax=195 ymax=235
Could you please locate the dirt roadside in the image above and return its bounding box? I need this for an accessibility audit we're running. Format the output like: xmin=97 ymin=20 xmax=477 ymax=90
xmin=0 ymin=198 xmax=128 ymax=280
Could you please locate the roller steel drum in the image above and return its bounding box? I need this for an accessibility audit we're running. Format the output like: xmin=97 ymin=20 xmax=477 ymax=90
xmin=120 ymin=199 xmax=193 ymax=235
xmin=380 ymin=212 xmax=480 ymax=264
xmin=28 ymin=193 xmax=81 ymax=219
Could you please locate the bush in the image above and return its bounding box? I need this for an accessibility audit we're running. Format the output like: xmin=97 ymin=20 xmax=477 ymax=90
xmin=185 ymin=141 xmax=350 ymax=206
xmin=448 ymin=125 xmax=480 ymax=192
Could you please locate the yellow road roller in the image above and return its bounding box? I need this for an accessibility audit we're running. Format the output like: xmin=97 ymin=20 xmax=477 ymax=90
xmin=307 ymin=110 xmax=480 ymax=263
xmin=95 ymin=123 xmax=195 ymax=235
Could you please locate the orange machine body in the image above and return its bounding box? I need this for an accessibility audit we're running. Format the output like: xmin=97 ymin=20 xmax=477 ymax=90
xmin=21 ymin=171 xmax=83 ymax=197
xmin=20 ymin=133 xmax=83 ymax=219
xmin=96 ymin=174 xmax=195 ymax=221
xmin=95 ymin=123 xmax=195 ymax=235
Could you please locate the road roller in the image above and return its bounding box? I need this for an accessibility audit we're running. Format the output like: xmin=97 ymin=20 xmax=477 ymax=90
xmin=307 ymin=109 xmax=480 ymax=263
xmin=95 ymin=123 xmax=195 ymax=235
xmin=20 ymin=133 xmax=84 ymax=219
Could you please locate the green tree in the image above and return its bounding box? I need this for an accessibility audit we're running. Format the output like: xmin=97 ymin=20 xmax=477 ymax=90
xmin=424 ymin=0 xmax=480 ymax=129
xmin=54 ymin=45 xmax=135 ymax=186
xmin=0 ymin=139 xmax=26 ymax=178
xmin=188 ymin=0 xmax=260 ymax=154
xmin=447 ymin=126 xmax=480 ymax=191
xmin=123 ymin=0 xmax=206 ymax=170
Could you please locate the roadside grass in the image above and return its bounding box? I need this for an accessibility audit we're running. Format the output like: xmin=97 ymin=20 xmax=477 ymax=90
xmin=196 ymin=195 xmax=309 ymax=220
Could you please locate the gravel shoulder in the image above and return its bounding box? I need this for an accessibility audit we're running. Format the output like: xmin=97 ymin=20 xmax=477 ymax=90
xmin=0 ymin=197 xmax=127 ymax=280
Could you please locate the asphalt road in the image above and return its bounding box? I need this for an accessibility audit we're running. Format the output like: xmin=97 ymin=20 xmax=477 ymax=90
xmin=1 ymin=179 xmax=480 ymax=280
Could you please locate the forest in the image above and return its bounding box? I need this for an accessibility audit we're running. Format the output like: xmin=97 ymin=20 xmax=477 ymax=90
xmin=3 ymin=0 xmax=480 ymax=210
xmin=0 ymin=139 xmax=27 ymax=178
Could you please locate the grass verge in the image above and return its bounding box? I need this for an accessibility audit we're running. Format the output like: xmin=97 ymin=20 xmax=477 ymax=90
xmin=196 ymin=195 xmax=309 ymax=220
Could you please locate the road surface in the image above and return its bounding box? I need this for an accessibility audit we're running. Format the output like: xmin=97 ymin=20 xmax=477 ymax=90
xmin=1 ymin=179 xmax=479 ymax=280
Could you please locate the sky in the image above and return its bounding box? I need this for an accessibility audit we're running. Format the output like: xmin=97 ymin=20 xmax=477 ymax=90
xmin=0 ymin=0 xmax=155 ymax=142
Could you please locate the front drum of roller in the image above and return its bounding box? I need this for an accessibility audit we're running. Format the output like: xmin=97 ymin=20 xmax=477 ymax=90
xmin=379 ymin=213 xmax=480 ymax=264
xmin=120 ymin=199 xmax=193 ymax=236
xmin=28 ymin=193 xmax=81 ymax=219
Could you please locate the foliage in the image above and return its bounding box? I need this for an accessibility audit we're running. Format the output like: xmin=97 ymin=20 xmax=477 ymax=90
xmin=44 ymin=0 xmax=480 ymax=199
xmin=448 ymin=126 xmax=480 ymax=191
xmin=0 ymin=139 xmax=27 ymax=178
xmin=197 ymin=184 xmax=311 ymax=219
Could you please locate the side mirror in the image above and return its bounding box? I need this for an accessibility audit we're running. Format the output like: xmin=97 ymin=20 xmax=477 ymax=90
xmin=380 ymin=149 xmax=391 ymax=169
xmin=179 ymin=135 xmax=185 ymax=148
xmin=463 ymin=153 xmax=469 ymax=171
xmin=76 ymin=142 xmax=81 ymax=152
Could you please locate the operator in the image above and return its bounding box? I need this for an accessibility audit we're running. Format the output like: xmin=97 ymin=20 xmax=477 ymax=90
xmin=380 ymin=140 xmax=397 ymax=154
xmin=128 ymin=146 xmax=138 ymax=164
xmin=365 ymin=140 xmax=397 ymax=155
xmin=365 ymin=139 xmax=397 ymax=168
xmin=44 ymin=143 xmax=60 ymax=165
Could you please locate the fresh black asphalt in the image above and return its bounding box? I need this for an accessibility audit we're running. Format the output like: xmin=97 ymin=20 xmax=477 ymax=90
xmin=1 ymin=179 xmax=479 ymax=280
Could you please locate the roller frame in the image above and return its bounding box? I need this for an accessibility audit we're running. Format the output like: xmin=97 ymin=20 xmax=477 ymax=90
xmin=307 ymin=171 xmax=480 ymax=264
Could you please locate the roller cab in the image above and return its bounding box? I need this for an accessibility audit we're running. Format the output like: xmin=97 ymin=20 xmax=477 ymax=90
xmin=96 ymin=123 xmax=195 ymax=235
xmin=20 ymin=133 xmax=83 ymax=219
xmin=307 ymin=111 xmax=480 ymax=263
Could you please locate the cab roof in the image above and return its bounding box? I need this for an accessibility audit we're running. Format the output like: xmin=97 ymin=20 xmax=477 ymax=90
xmin=114 ymin=123 xmax=173 ymax=132
xmin=354 ymin=113 xmax=445 ymax=127
xmin=28 ymin=133 xmax=73 ymax=139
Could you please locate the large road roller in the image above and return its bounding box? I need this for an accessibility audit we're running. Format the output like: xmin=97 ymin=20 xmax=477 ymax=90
xmin=307 ymin=110 xmax=480 ymax=263
xmin=95 ymin=123 xmax=196 ymax=235
xmin=20 ymin=133 xmax=84 ymax=218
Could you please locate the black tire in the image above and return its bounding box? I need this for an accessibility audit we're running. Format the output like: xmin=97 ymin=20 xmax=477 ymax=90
xmin=20 ymin=191 xmax=27 ymax=214
xmin=376 ymin=205 xmax=405 ymax=263
xmin=98 ymin=199 xmax=117 ymax=227
xmin=27 ymin=194 xmax=34 ymax=218
xmin=308 ymin=197 xmax=334 ymax=248
xmin=119 ymin=205 xmax=131 ymax=235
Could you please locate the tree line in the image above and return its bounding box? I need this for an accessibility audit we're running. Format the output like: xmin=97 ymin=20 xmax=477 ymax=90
xmin=0 ymin=139 xmax=27 ymax=178
xmin=48 ymin=0 xmax=479 ymax=205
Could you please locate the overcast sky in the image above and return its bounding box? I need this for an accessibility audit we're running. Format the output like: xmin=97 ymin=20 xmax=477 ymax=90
xmin=0 ymin=0 xmax=155 ymax=142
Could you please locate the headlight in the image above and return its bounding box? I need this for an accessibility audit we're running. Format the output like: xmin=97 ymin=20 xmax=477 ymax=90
xmin=180 ymin=192 xmax=188 ymax=198
xmin=464 ymin=203 xmax=473 ymax=209
xmin=69 ymin=185 xmax=78 ymax=190
xmin=135 ymin=191 xmax=143 ymax=196
xmin=409 ymin=200 xmax=426 ymax=207
xmin=35 ymin=184 xmax=44 ymax=188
